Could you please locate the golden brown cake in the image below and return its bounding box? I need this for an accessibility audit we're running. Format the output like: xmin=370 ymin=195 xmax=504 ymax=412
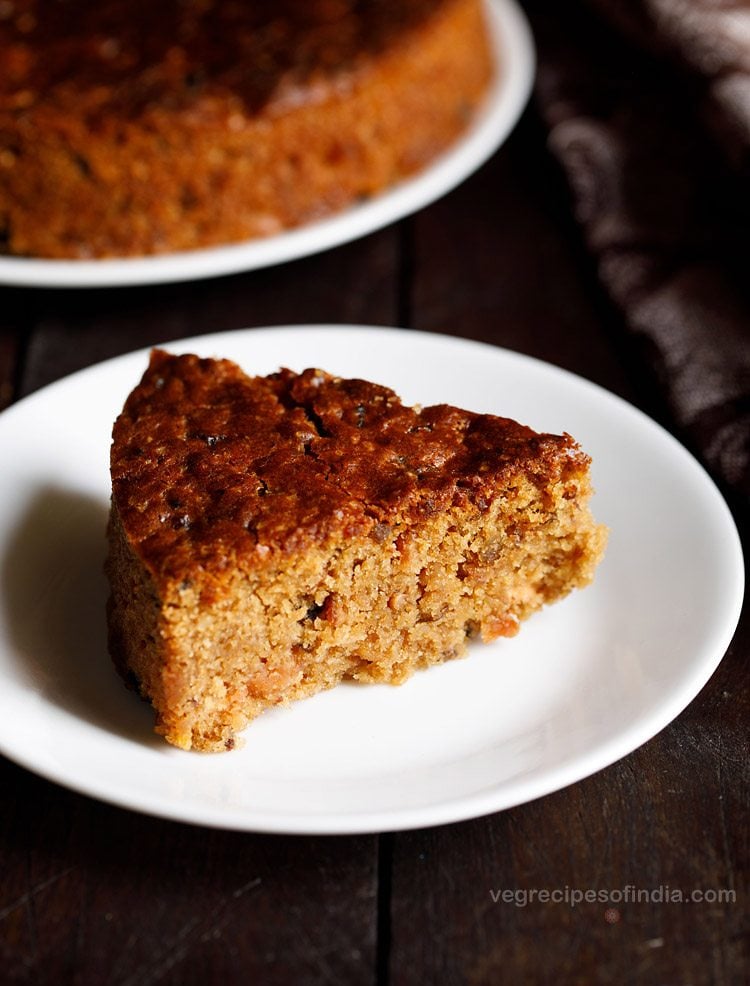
xmin=106 ymin=350 xmax=607 ymax=751
xmin=0 ymin=0 xmax=493 ymax=259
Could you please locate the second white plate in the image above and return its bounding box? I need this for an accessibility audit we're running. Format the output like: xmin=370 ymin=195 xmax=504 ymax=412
xmin=0 ymin=326 xmax=743 ymax=833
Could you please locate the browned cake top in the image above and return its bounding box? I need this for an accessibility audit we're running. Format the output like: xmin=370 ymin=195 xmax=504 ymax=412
xmin=111 ymin=350 xmax=589 ymax=584
xmin=0 ymin=0 xmax=453 ymax=123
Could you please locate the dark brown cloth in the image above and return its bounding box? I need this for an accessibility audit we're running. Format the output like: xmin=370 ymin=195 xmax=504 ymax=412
xmin=525 ymin=0 xmax=750 ymax=503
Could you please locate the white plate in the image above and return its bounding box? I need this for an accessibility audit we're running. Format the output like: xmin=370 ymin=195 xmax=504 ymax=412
xmin=0 ymin=326 xmax=743 ymax=833
xmin=0 ymin=0 xmax=534 ymax=290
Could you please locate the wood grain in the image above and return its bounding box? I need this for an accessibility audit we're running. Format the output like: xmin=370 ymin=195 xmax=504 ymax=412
xmin=0 ymin=760 xmax=378 ymax=985
xmin=0 ymin=328 xmax=20 ymax=411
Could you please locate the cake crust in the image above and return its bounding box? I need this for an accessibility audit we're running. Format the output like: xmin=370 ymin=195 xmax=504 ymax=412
xmin=107 ymin=351 xmax=607 ymax=751
xmin=112 ymin=350 xmax=591 ymax=580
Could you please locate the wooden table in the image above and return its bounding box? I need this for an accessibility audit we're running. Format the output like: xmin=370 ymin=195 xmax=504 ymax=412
xmin=1 ymin=71 xmax=747 ymax=986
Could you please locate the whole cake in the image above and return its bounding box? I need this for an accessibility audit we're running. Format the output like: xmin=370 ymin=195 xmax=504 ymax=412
xmin=106 ymin=350 xmax=607 ymax=751
xmin=0 ymin=0 xmax=493 ymax=259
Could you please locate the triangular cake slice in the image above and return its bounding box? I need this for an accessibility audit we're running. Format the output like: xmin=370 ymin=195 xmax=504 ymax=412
xmin=106 ymin=350 xmax=607 ymax=751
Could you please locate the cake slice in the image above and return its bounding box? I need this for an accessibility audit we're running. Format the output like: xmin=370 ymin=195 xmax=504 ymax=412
xmin=106 ymin=350 xmax=607 ymax=751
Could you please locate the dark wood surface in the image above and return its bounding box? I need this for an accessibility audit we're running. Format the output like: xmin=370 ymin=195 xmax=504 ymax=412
xmin=1 ymin=51 xmax=748 ymax=986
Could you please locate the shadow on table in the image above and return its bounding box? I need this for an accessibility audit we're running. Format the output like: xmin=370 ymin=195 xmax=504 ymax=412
xmin=1 ymin=485 xmax=160 ymax=746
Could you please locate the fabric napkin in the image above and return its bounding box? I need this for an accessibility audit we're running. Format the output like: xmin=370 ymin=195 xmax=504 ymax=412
xmin=525 ymin=0 xmax=750 ymax=504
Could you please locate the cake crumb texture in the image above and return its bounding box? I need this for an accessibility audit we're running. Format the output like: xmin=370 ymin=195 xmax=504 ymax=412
xmin=106 ymin=350 xmax=607 ymax=751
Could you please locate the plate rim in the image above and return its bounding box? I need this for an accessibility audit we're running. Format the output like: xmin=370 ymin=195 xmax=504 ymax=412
xmin=0 ymin=324 xmax=744 ymax=834
xmin=0 ymin=0 xmax=535 ymax=290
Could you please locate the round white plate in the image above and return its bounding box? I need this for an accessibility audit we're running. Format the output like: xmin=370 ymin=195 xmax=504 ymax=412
xmin=0 ymin=326 xmax=743 ymax=833
xmin=0 ymin=0 xmax=534 ymax=290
